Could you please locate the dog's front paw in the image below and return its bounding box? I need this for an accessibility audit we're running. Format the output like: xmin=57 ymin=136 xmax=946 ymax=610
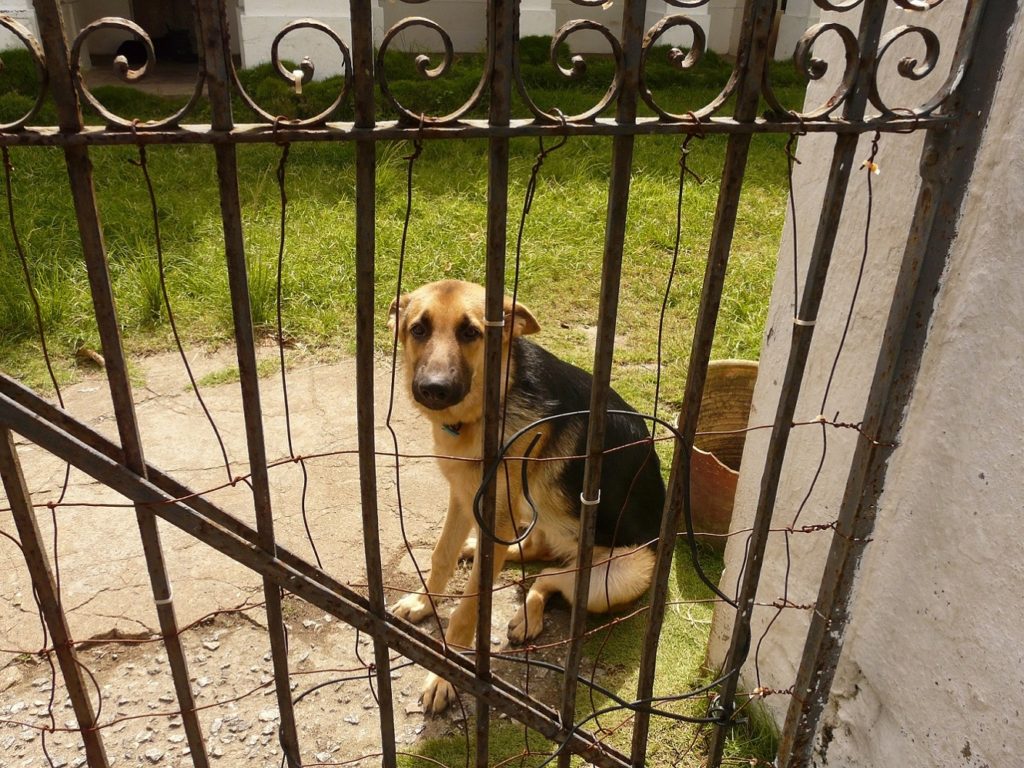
xmin=390 ymin=593 xmax=434 ymax=624
xmin=421 ymin=672 xmax=458 ymax=714
xmin=507 ymin=603 xmax=544 ymax=645
xmin=459 ymin=536 xmax=477 ymax=561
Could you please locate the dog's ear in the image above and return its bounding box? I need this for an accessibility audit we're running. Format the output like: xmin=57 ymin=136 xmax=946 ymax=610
xmin=388 ymin=293 xmax=410 ymax=336
xmin=503 ymin=297 xmax=540 ymax=337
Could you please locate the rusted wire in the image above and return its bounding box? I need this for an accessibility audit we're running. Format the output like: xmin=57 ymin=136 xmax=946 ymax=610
xmin=271 ymin=139 xmax=321 ymax=570
xmin=753 ymin=132 xmax=885 ymax=695
xmin=130 ymin=135 xmax=238 ymax=488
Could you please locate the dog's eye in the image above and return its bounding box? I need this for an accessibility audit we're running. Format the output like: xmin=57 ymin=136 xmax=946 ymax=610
xmin=410 ymin=322 xmax=428 ymax=339
xmin=458 ymin=325 xmax=482 ymax=342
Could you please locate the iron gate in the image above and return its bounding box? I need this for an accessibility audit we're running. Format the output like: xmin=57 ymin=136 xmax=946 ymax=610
xmin=0 ymin=0 xmax=1013 ymax=766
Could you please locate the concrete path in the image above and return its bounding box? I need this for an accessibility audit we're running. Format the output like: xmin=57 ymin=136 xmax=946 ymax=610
xmin=0 ymin=347 xmax=455 ymax=648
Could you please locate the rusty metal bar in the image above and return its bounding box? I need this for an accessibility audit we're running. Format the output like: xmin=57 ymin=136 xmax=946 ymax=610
xmin=778 ymin=1 xmax=1011 ymax=764
xmin=193 ymin=0 xmax=300 ymax=762
xmin=350 ymin=0 xmax=398 ymax=764
xmin=0 ymin=427 xmax=110 ymax=768
xmin=0 ymin=387 xmax=632 ymax=768
xmin=0 ymin=115 xmax=951 ymax=147
xmin=557 ymin=1 xmax=646 ymax=762
xmin=477 ymin=0 xmax=515 ymax=762
xmin=705 ymin=1 xmax=891 ymax=764
xmin=29 ymin=2 xmax=210 ymax=764
xmin=630 ymin=1 xmax=776 ymax=764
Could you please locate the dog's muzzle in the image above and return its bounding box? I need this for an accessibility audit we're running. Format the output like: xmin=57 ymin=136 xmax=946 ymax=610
xmin=412 ymin=374 xmax=467 ymax=410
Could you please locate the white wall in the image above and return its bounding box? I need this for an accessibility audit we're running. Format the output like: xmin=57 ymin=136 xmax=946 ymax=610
xmin=707 ymin=2 xmax=1024 ymax=766
xmin=2 ymin=3 xmax=823 ymax=75
xmin=235 ymin=0 xmax=357 ymax=76
xmin=0 ymin=1 xmax=39 ymax=52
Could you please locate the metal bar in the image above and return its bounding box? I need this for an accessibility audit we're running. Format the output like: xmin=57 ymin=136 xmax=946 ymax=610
xmin=0 ymin=427 xmax=110 ymax=768
xmin=0 ymin=389 xmax=632 ymax=768
xmin=477 ymin=0 xmax=515 ymax=763
xmin=778 ymin=1 xmax=1013 ymax=764
xmin=350 ymin=0 xmax=398 ymax=764
xmin=631 ymin=1 xmax=776 ymax=764
xmin=193 ymin=0 xmax=300 ymax=762
xmin=0 ymin=116 xmax=953 ymax=147
xmin=705 ymin=2 xmax=891 ymax=764
xmin=558 ymin=1 xmax=646 ymax=762
xmin=29 ymin=3 xmax=210 ymax=764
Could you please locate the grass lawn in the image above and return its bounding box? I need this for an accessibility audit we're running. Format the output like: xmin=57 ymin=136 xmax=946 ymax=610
xmin=0 ymin=40 xmax=804 ymax=766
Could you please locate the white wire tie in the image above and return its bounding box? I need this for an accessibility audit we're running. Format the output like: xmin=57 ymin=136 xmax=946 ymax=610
xmin=484 ymin=317 xmax=505 ymax=327
xmin=291 ymin=69 xmax=304 ymax=95
xmin=793 ymin=317 xmax=816 ymax=327
xmin=154 ymin=593 xmax=174 ymax=606
xmin=580 ymin=490 xmax=601 ymax=507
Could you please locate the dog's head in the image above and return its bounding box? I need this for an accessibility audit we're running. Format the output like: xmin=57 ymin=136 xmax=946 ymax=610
xmin=388 ymin=280 xmax=540 ymax=424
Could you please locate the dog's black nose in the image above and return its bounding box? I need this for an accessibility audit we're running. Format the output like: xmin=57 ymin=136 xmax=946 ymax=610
xmin=413 ymin=376 xmax=461 ymax=409
xmin=419 ymin=381 xmax=449 ymax=403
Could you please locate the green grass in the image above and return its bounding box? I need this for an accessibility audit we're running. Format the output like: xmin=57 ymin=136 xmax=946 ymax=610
xmin=0 ymin=44 xmax=804 ymax=408
xmin=195 ymin=357 xmax=280 ymax=388
xmin=0 ymin=41 xmax=802 ymax=766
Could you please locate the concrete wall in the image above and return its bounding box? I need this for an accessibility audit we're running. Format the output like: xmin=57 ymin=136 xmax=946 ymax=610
xmin=707 ymin=2 xmax=1024 ymax=766
xmin=0 ymin=1 xmax=39 ymax=51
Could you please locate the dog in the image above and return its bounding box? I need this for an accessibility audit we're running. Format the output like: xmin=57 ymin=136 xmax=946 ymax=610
xmin=388 ymin=280 xmax=666 ymax=713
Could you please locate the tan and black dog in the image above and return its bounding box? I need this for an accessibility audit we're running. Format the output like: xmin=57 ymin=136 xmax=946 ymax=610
xmin=388 ymin=279 xmax=665 ymax=713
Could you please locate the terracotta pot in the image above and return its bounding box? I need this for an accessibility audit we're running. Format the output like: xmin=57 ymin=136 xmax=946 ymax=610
xmin=678 ymin=359 xmax=758 ymax=549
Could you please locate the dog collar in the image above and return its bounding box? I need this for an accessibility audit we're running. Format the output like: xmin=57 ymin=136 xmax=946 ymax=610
xmin=442 ymin=422 xmax=462 ymax=437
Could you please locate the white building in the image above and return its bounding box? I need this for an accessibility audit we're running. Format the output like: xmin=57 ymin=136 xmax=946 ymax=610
xmin=1 ymin=1 xmax=821 ymax=77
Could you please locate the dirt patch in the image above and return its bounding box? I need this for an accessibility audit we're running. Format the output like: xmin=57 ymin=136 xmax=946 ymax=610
xmin=1 ymin=349 xmax=573 ymax=765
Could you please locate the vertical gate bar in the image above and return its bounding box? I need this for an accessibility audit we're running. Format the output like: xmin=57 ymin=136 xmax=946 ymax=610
xmin=556 ymin=0 xmax=646 ymax=762
xmin=194 ymin=0 xmax=301 ymax=761
xmin=778 ymin=1 xmax=1011 ymax=764
xmin=0 ymin=427 xmax=110 ymax=768
xmin=477 ymin=0 xmax=515 ymax=763
xmin=628 ymin=0 xmax=776 ymax=763
xmin=350 ymin=0 xmax=398 ymax=764
xmin=29 ymin=3 xmax=210 ymax=765
xmin=705 ymin=1 xmax=890 ymax=765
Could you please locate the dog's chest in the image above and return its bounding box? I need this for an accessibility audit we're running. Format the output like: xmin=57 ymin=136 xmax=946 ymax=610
xmin=432 ymin=422 xmax=482 ymax=485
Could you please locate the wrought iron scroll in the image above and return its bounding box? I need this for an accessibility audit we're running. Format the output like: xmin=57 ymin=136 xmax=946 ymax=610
xmin=765 ymin=21 xmax=861 ymax=120
xmin=0 ymin=16 xmax=48 ymax=132
xmin=376 ymin=17 xmax=491 ymax=125
xmin=639 ymin=12 xmax=734 ymax=122
xmin=513 ymin=20 xmax=624 ymax=123
xmin=762 ymin=0 xmax=963 ymax=122
xmin=69 ymin=17 xmax=206 ymax=129
xmin=229 ymin=18 xmax=354 ymax=127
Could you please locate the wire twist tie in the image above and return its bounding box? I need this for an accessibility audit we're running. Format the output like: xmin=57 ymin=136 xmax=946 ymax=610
xmin=580 ymin=490 xmax=601 ymax=507
xmin=483 ymin=317 xmax=505 ymax=327
xmin=793 ymin=317 xmax=816 ymax=327
xmin=154 ymin=592 xmax=174 ymax=606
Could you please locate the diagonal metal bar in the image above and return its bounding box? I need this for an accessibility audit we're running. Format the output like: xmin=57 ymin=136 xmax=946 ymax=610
xmin=0 ymin=384 xmax=632 ymax=768
xmin=29 ymin=2 xmax=210 ymax=764
xmin=705 ymin=1 xmax=891 ymax=764
xmin=778 ymin=1 xmax=1013 ymax=764
xmin=0 ymin=427 xmax=110 ymax=768
xmin=350 ymin=1 xmax=398 ymax=764
xmin=193 ymin=0 xmax=301 ymax=761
